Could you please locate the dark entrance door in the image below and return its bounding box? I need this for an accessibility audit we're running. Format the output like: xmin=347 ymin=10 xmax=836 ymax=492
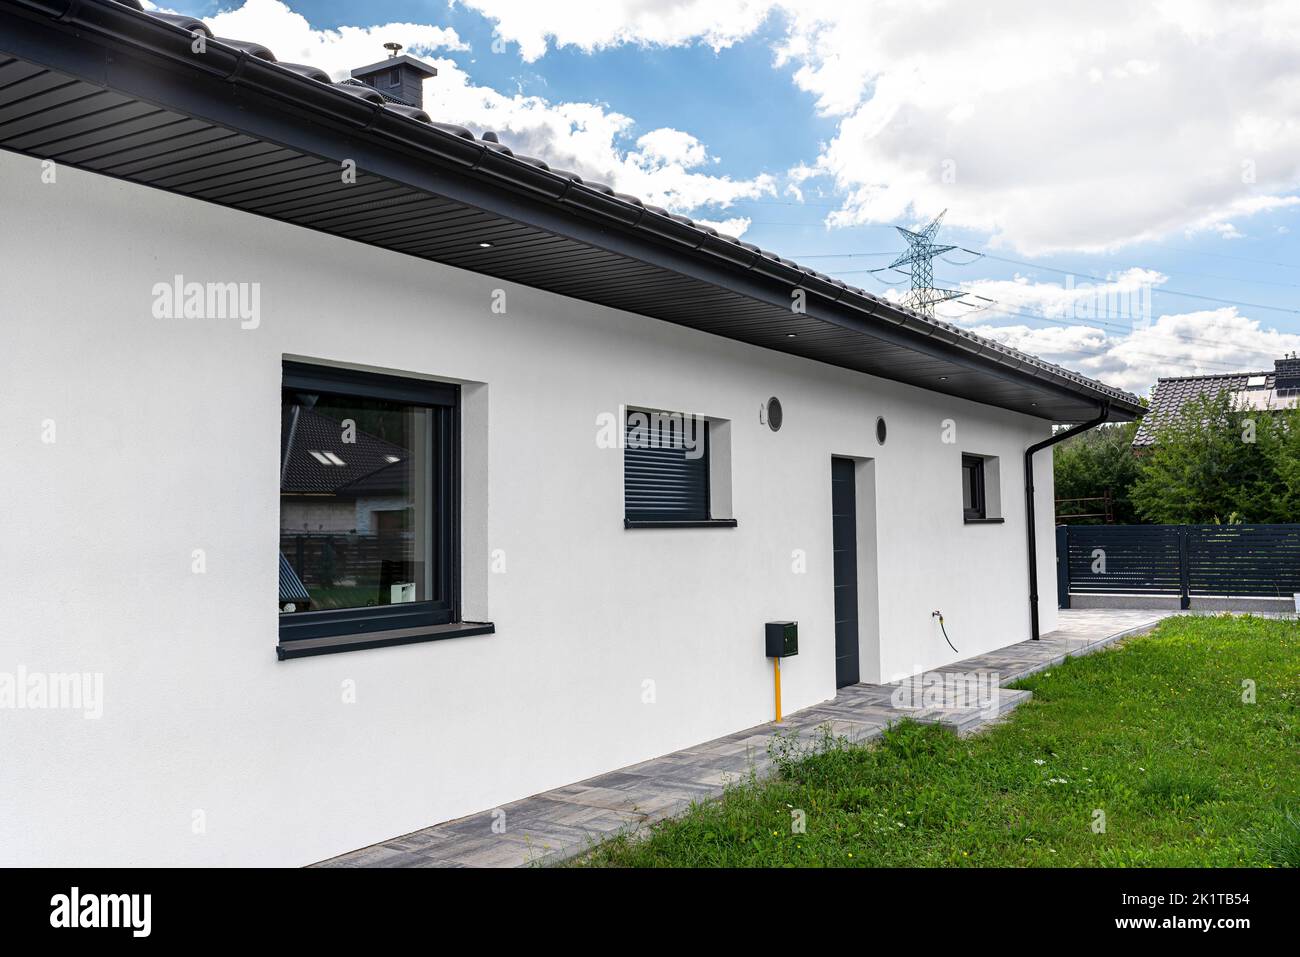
xmin=831 ymin=457 xmax=860 ymax=688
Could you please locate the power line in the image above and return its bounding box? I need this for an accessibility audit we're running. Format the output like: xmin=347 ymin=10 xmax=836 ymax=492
xmin=1154 ymin=243 xmax=1300 ymax=272
xmin=819 ymin=245 xmax=1300 ymax=316
xmin=803 ymin=231 xmax=1291 ymax=369
xmin=936 ymin=310 xmax=1252 ymax=372
xmin=769 ymin=212 xmax=1300 ymax=274
xmin=841 ymin=260 xmax=1266 ymax=370
xmin=797 ymin=242 xmax=1300 ymax=300
xmin=963 ymin=249 xmax=1300 ymax=316
xmin=928 ymin=279 xmax=1292 ymax=359
xmin=842 ymin=260 xmax=1286 ymax=364
xmin=934 ymin=301 xmax=1284 ymax=368
xmin=785 ymin=251 xmax=897 ymax=259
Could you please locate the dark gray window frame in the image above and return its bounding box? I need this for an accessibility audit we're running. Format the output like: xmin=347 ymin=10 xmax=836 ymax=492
xmin=277 ymin=361 xmax=492 ymax=660
xmin=962 ymin=454 xmax=986 ymax=522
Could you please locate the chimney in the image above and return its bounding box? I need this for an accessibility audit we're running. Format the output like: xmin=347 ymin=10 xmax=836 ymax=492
xmin=350 ymin=43 xmax=437 ymax=110
xmin=1275 ymin=354 xmax=1300 ymax=391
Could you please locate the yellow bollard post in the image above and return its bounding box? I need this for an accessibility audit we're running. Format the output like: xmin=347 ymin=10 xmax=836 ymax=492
xmin=774 ymin=656 xmax=782 ymax=723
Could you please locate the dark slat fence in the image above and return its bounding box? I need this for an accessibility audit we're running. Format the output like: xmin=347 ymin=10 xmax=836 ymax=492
xmin=1057 ymin=523 xmax=1300 ymax=607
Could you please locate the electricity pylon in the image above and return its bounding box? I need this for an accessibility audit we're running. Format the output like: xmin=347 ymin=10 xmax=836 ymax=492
xmin=888 ymin=209 xmax=965 ymax=317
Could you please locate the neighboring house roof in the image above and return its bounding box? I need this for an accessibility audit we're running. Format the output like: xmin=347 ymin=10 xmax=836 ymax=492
xmin=337 ymin=459 xmax=409 ymax=497
xmin=1132 ymin=362 xmax=1300 ymax=447
xmin=0 ymin=0 xmax=1146 ymax=424
xmin=280 ymin=405 xmax=409 ymax=495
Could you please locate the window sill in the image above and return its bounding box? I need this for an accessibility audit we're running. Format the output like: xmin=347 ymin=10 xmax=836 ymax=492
xmin=624 ymin=518 xmax=738 ymax=529
xmin=963 ymin=517 xmax=1005 ymax=525
xmin=277 ymin=620 xmax=495 ymax=660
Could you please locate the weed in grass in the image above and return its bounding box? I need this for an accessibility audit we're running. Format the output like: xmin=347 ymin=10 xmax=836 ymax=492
xmin=1255 ymin=806 xmax=1300 ymax=867
xmin=1137 ymin=769 xmax=1220 ymax=809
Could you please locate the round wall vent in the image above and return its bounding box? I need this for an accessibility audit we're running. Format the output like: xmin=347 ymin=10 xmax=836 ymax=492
xmin=765 ymin=396 xmax=783 ymax=432
xmin=875 ymin=416 xmax=887 ymax=445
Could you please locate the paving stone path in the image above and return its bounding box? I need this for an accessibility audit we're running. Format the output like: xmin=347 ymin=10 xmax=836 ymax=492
xmin=316 ymin=609 xmax=1176 ymax=868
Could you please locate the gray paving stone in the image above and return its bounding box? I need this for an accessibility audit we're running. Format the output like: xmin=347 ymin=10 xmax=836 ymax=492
xmin=313 ymin=608 xmax=1177 ymax=868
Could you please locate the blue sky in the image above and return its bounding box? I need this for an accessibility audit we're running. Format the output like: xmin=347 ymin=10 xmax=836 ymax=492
xmin=162 ymin=0 xmax=1300 ymax=393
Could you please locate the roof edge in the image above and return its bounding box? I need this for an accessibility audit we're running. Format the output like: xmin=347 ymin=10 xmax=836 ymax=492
xmin=2 ymin=0 xmax=1146 ymax=421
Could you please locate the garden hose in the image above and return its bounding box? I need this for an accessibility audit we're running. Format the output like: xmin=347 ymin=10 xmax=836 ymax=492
xmin=932 ymin=610 xmax=959 ymax=653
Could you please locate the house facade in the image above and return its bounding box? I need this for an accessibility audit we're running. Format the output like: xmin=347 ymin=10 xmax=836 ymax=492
xmin=0 ymin=0 xmax=1143 ymax=867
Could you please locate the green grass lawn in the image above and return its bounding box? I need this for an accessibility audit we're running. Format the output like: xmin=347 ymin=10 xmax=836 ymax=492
xmin=580 ymin=615 xmax=1300 ymax=867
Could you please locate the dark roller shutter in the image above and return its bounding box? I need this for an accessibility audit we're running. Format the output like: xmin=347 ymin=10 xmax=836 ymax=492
xmin=624 ymin=409 xmax=710 ymax=522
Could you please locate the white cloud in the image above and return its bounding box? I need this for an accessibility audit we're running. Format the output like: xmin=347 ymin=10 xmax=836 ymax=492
xmin=634 ymin=128 xmax=709 ymax=168
xmin=953 ymin=268 xmax=1166 ymax=324
xmin=455 ymin=0 xmax=776 ymax=62
xmin=940 ymin=272 xmax=1300 ymax=392
xmin=195 ymin=2 xmax=773 ymax=218
xmin=780 ymin=1 xmax=1300 ymax=254
xmin=1184 ymin=194 xmax=1300 ymax=241
xmin=200 ymin=0 xmax=467 ymax=70
xmin=420 ymin=63 xmax=775 ymax=211
xmin=461 ymin=0 xmax=1300 ymax=254
xmin=965 ymin=308 xmax=1300 ymax=394
xmin=693 ymin=216 xmax=753 ymax=238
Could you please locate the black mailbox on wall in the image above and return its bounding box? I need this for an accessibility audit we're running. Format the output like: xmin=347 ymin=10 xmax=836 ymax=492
xmin=765 ymin=621 xmax=798 ymax=658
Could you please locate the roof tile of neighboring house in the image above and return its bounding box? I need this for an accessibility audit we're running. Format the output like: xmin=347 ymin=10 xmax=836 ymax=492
xmin=280 ymin=405 xmax=409 ymax=495
xmin=1133 ymin=371 xmax=1283 ymax=447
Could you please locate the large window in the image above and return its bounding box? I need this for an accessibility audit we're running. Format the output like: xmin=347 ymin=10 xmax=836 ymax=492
xmin=623 ymin=407 xmax=735 ymax=528
xmin=278 ymin=362 xmax=476 ymax=658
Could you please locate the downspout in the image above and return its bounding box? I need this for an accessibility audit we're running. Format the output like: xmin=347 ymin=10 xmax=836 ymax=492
xmin=1024 ymin=402 xmax=1110 ymax=639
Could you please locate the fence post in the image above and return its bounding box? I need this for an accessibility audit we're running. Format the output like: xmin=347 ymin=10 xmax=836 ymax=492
xmin=1056 ymin=525 xmax=1071 ymax=609
xmin=1177 ymin=526 xmax=1191 ymax=610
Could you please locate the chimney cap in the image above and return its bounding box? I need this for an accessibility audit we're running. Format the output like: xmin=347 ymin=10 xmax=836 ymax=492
xmin=384 ymin=42 xmax=403 ymax=58
xmin=350 ymin=54 xmax=438 ymax=81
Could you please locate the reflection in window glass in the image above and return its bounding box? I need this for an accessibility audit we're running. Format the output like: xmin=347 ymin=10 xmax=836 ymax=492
xmin=962 ymin=454 xmax=985 ymax=520
xmin=279 ymin=390 xmax=435 ymax=614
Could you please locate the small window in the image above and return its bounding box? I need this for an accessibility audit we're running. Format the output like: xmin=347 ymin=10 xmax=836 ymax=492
xmin=624 ymin=408 xmax=734 ymax=528
xmin=962 ymin=454 xmax=985 ymax=521
xmin=278 ymin=362 xmax=483 ymax=658
xmin=388 ymin=68 xmax=401 ymax=87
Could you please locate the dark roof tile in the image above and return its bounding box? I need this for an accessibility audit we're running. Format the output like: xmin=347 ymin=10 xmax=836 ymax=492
xmin=217 ymin=38 xmax=275 ymax=60
xmin=1132 ymin=372 xmax=1267 ymax=446
xmin=279 ymin=62 xmax=332 ymax=83
xmin=281 ymin=405 xmax=411 ymax=496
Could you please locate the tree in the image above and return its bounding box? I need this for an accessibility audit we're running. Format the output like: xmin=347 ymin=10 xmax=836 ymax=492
xmin=1053 ymin=421 xmax=1141 ymax=523
xmin=1130 ymin=390 xmax=1300 ymax=524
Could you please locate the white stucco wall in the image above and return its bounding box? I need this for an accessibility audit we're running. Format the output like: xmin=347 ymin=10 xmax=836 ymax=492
xmin=0 ymin=149 xmax=1058 ymax=866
